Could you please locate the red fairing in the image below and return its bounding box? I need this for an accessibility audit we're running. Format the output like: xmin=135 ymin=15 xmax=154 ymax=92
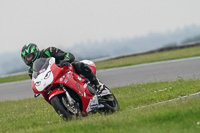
xmin=51 ymin=63 xmax=65 ymax=80
xmin=90 ymin=65 xmax=96 ymax=75
xmin=88 ymin=61 xmax=96 ymax=75
xmin=81 ymin=88 xmax=94 ymax=112
xmin=57 ymin=72 xmax=94 ymax=113
xmin=32 ymin=80 xmax=40 ymax=93
xmin=32 ymin=57 xmax=97 ymax=115
xmin=49 ymin=88 xmax=65 ymax=100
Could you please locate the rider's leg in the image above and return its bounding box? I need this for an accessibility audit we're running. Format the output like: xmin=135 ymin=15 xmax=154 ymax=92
xmin=72 ymin=62 xmax=105 ymax=90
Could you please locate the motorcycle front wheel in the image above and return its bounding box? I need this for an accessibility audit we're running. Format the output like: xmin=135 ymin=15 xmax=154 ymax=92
xmin=50 ymin=94 xmax=79 ymax=121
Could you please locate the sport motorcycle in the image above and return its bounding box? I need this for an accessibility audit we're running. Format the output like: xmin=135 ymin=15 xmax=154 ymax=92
xmin=32 ymin=57 xmax=119 ymax=120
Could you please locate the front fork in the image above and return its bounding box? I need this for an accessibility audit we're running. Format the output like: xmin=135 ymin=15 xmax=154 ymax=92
xmin=62 ymin=87 xmax=79 ymax=115
xmin=62 ymin=87 xmax=74 ymax=105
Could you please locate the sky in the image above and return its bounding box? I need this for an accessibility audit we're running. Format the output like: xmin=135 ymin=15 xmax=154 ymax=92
xmin=0 ymin=0 xmax=200 ymax=54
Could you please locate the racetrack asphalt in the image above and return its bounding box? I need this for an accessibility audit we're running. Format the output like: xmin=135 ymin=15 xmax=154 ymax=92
xmin=1 ymin=56 xmax=200 ymax=101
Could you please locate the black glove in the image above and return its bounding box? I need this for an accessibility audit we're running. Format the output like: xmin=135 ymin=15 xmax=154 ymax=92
xmin=59 ymin=60 xmax=70 ymax=67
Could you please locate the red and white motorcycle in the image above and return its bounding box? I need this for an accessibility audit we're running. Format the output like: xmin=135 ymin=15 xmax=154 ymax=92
xmin=32 ymin=57 xmax=119 ymax=120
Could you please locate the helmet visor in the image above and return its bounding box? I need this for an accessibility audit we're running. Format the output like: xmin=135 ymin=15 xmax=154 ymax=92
xmin=25 ymin=54 xmax=34 ymax=61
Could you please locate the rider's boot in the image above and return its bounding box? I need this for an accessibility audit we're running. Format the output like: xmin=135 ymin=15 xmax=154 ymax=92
xmin=82 ymin=67 xmax=105 ymax=91
xmin=91 ymin=78 xmax=106 ymax=91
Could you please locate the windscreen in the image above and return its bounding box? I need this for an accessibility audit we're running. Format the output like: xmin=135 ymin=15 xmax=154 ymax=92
xmin=33 ymin=58 xmax=51 ymax=79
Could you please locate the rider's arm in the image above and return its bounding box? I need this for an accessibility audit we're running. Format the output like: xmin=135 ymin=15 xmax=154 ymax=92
xmin=28 ymin=67 xmax=33 ymax=79
xmin=44 ymin=47 xmax=75 ymax=63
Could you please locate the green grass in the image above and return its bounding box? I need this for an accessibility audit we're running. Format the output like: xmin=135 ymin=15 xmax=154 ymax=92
xmin=95 ymin=45 xmax=200 ymax=69
xmin=0 ymin=74 xmax=29 ymax=84
xmin=1 ymin=46 xmax=200 ymax=84
xmin=1 ymin=79 xmax=200 ymax=133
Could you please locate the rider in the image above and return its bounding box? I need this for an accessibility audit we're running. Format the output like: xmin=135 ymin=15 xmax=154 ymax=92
xmin=21 ymin=43 xmax=105 ymax=90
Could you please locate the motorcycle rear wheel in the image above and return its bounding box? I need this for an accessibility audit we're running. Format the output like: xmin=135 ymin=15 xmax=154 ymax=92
xmin=98 ymin=90 xmax=120 ymax=114
xmin=103 ymin=94 xmax=120 ymax=113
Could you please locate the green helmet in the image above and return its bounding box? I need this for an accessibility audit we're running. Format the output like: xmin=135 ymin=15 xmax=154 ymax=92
xmin=21 ymin=43 xmax=40 ymax=66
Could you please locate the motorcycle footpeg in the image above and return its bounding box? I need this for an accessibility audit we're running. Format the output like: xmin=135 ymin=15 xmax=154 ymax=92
xmin=34 ymin=93 xmax=40 ymax=98
xmin=84 ymin=79 xmax=89 ymax=83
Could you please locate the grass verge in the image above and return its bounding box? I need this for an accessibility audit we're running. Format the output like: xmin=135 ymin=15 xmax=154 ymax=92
xmin=95 ymin=45 xmax=200 ymax=69
xmin=1 ymin=79 xmax=200 ymax=133
xmin=0 ymin=74 xmax=29 ymax=84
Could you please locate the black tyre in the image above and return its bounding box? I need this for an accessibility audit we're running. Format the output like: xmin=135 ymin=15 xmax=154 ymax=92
xmin=50 ymin=94 xmax=72 ymax=121
xmin=98 ymin=88 xmax=120 ymax=114
xmin=103 ymin=94 xmax=120 ymax=113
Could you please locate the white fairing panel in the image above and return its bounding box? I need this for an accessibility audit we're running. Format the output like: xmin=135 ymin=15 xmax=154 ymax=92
xmin=86 ymin=95 xmax=99 ymax=112
xmin=33 ymin=58 xmax=55 ymax=92
xmin=80 ymin=60 xmax=95 ymax=66
xmin=100 ymin=88 xmax=112 ymax=97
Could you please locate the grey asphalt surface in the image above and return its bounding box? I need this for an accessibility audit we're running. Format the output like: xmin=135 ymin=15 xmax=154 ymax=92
xmin=1 ymin=57 xmax=200 ymax=101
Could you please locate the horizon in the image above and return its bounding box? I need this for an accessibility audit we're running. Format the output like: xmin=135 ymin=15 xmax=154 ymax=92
xmin=0 ymin=26 xmax=200 ymax=76
xmin=0 ymin=24 xmax=200 ymax=56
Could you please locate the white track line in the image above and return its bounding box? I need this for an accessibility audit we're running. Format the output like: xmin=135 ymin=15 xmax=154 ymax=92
xmin=135 ymin=91 xmax=200 ymax=109
xmin=98 ymin=56 xmax=200 ymax=72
